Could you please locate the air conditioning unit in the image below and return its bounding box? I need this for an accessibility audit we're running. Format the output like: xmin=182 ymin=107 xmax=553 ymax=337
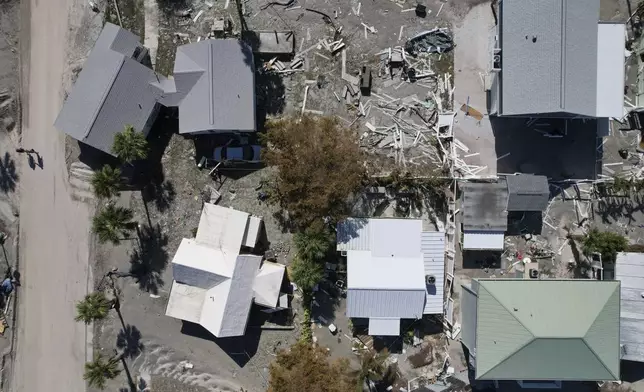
xmin=340 ymin=250 xmax=347 ymax=257
xmin=529 ymin=269 xmax=539 ymax=279
xmin=425 ymin=275 xmax=436 ymax=285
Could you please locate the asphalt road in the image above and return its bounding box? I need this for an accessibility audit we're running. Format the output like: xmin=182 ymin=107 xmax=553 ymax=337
xmin=11 ymin=0 xmax=92 ymax=390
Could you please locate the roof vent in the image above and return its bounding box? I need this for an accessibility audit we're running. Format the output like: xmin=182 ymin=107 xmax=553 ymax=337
xmin=426 ymin=275 xmax=436 ymax=285
xmin=529 ymin=269 xmax=539 ymax=279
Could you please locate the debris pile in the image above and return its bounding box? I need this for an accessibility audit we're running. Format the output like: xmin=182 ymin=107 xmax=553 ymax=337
xmin=404 ymin=28 xmax=454 ymax=56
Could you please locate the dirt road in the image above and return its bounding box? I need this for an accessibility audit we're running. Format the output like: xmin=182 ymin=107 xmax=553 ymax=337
xmin=11 ymin=0 xmax=92 ymax=391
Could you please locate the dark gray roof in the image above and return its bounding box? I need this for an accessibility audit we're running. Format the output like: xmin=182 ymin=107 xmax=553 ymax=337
xmin=54 ymin=23 xmax=170 ymax=154
xmin=462 ymin=182 xmax=508 ymax=232
xmin=173 ymin=39 xmax=256 ymax=134
xmin=505 ymin=174 xmax=550 ymax=212
xmin=500 ymin=0 xmax=600 ymax=116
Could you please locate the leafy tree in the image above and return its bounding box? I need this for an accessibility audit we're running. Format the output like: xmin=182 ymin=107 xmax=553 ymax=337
xmin=92 ymin=204 xmax=135 ymax=244
xmin=268 ymin=342 xmax=356 ymax=392
xmin=582 ymin=228 xmax=628 ymax=264
xmin=293 ymin=221 xmax=334 ymax=263
xmin=91 ymin=165 xmax=122 ymax=199
xmin=289 ymin=256 xmax=323 ymax=295
xmin=75 ymin=291 xmax=112 ymax=324
xmin=262 ymin=115 xmax=365 ymax=229
xmin=84 ymin=353 xmax=121 ymax=390
xmin=112 ymin=125 xmax=148 ymax=164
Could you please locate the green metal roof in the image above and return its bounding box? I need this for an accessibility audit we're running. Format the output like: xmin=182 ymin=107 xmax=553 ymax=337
xmin=474 ymin=279 xmax=620 ymax=381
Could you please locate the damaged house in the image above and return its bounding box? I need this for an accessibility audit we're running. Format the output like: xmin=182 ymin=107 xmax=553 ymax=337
xmin=461 ymin=174 xmax=549 ymax=251
xmin=165 ymin=203 xmax=286 ymax=338
xmin=336 ymin=218 xmax=445 ymax=336
xmin=54 ymin=23 xmax=177 ymax=156
xmin=489 ymin=0 xmax=625 ymax=120
xmin=461 ymin=279 xmax=621 ymax=388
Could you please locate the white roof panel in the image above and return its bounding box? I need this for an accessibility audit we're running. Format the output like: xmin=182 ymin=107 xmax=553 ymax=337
xmin=336 ymin=218 xmax=371 ymax=251
xmin=371 ymin=219 xmax=422 ymax=258
xmin=243 ymin=216 xmax=262 ymax=248
xmin=463 ymin=232 xmax=505 ymax=250
xmin=171 ymin=238 xmax=232 ymax=283
xmin=596 ymin=23 xmax=626 ymax=118
xmin=165 ymin=281 xmax=206 ymax=324
xmin=253 ymin=261 xmax=285 ymax=307
xmin=422 ymin=231 xmax=445 ymax=315
xmin=368 ymin=317 xmax=401 ymax=336
xmin=347 ymin=251 xmax=425 ymax=290
xmin=196 ymin=203 xmax=249 ymax=251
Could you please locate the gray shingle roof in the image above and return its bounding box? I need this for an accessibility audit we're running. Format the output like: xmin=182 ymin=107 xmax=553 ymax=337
xmin=500 ymin=0 xmax=600 ymax=116
xmin=462 ymin=182 xmax=508 ymax=231
xmin=173 ymin=39 xmax=256 ymax=134
xmin=54 ymin=23 xmax=170 ymax=155
xmin=505 ymin=174 xmax=550 ymax=211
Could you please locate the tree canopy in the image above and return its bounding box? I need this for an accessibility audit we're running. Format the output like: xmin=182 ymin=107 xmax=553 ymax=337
xmin=92 ymin=205 xmax=136 ymax=244
xmin=268 ymin=342 xmax=356 ymax=392
xmin=289 ymin=256 xmax=323 ymax=294
xmin=582 ymin=228 xmax=628 ymax=264
xmin=91 ymin=165 xmax=122 ymax=199
xmin=293 ymin=221 xmax=334 ymax=263
xmin=262 ymin=115 xmax=365 ymax=229
xmin=112 ymin=125 xmax=148 ymax=164
xmin=84 ymin=353 xmax=121 ymax=390
xmin=75 ymin=291 xmax=112 ymax=324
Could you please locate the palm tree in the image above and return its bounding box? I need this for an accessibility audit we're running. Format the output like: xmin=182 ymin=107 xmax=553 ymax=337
xmin=92 ymin=204 xmax=135 ymax=245
xmin=293 ymin=221 xmax=333 ymax=262
xmin=351 ymin=349 xmax=388 ymax=392
xmin=112 ymin=125 xmax=148 ymax=164
xmin=75 ymin=291 xmax=112 ymax=324
xmin=91 ymin=165 xmax=122 ymax=199
xmin=84 ymin=353 xmax=121 ymax=390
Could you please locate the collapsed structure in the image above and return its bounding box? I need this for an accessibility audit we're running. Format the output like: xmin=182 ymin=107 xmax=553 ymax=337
xmin=336 ymin=218 xmax=445 ymax=336
xmin=461 ymin=279 xmax=621 ymax=386
xmin=165 ymin=203 xmax=286 ymax=338
xmin=488 ymin=0 xmax=625 ymax=119
xmin=461 ymin=174 xmax=549 ymax=250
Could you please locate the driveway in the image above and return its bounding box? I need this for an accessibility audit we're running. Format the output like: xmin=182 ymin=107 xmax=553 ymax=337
xmin=11 ymin=0 xmax=92 ymax=391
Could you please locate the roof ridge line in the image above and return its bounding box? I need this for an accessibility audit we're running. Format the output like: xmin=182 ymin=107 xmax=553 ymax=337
xmin=478 ymin=337 xmax=536 ymax=379
xmin=582 ymin=284 xmax=618 ymax=337
xmin=479 ymin=282 xmax=537 ymax=336
xmin=84 ymin=56 xmax=125 ymax=140
xmin=581 ymin=285 xmax=620 ymax=380
xmin=580 ymin=337 xmax=618 ymax=380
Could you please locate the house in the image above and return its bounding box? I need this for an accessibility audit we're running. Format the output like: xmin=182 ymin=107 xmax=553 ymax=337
xmin=461 ymin=279 xmax=621 ymax=387
xmin=336 ymin=218 xmax=445 ymax=336
xmin=54 ymin=23 xmax=175 ymax=155
xmin=489 ymin=0 xmax=625 ymax=118
xmin=165 ymin=203 xmax=286 ymax=338
xmin=616 ymin=252 xmax=644 ymax=363
xmin=461 ymin=174 xmax=549 ymax=251
xmin=172 ymin=39 xmax=256 ymax=135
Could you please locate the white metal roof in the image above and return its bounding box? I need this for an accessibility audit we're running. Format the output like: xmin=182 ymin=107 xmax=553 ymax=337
xmin=596 ymin=23 xmax=625 ymax=118
xmin=370 ymin=219 xmax=422 ymax=258
xmin=347 ymin=251 xmax=425 ymax=290
xmin=422 ymin=232 xmax=445 ymax=315
xmin=253 ymin=261 xmax=285 ymax=308
xmin=463 ymin=232 xmax=505 ymax=250
xmin=368 ymin=317 xmax=401 ymax=336
xmin=616 ymin=252 xmax=644 ymax=362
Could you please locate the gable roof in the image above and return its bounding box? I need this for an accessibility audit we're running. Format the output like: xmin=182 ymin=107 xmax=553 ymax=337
xmin=54 ymin=23 xmax=171 ymax=154
xmin=616 ymin=252 xmax=644 ymax=362
xmin=474 ymin=279 xmax=620 ymax=381
xmin=173 ymin=39 xmax=256 ymax=134
xmin=505 ymin=174 xmax=550 ymax=211
xmin=500 ymin=0 xmax=600 ymax=116
xmin=462 ymin=182 xmax=508 ymax=231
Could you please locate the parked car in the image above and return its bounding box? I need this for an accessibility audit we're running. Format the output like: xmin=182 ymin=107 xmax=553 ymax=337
xmin=213 ymin=144 xmax=261 ymax=164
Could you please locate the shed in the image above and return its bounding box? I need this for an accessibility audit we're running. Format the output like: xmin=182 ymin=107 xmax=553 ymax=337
xmin=505 ymin=174 xmax=550 ymax=212
xmin=616 ymin=252 xmax=644 ymax=362
xmin=461 ymin=182 xmax=507 ymax=250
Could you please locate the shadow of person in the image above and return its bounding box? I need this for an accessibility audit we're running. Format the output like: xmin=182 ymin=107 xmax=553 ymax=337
xmin=36 ymin=154 xmax=43 ymax=169
xmin=27 ymin=154 xmax=35 ymax=170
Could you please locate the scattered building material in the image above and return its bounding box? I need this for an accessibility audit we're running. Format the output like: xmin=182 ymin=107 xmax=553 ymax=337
xmin=405 ymin=28 xmax=454 ymax=56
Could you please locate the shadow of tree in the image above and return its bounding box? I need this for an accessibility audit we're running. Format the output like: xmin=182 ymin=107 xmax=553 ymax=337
xmin=117 ymin=324 xmax=144 ymax=359
xmin=129 ymin=224 xmax=169 ymax=294
xmin=0 ymin=152 xmax=18 ymax=192
xmin=142 ymin=180 xmax=176 ymax=212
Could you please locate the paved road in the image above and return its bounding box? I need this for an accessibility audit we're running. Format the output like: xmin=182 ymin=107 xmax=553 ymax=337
xmin=11 ymin=0 xmax=92 ymax=391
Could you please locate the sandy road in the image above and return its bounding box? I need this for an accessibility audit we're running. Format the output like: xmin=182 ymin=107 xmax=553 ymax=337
xmin=11 ymin=0 xmax=92 ymax=391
